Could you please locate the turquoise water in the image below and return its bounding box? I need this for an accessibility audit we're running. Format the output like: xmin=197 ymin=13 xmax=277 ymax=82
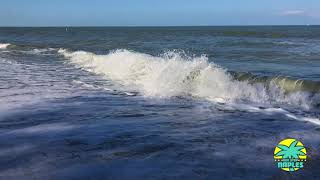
xmin=0 ymin=26 xmax=320 ymax=179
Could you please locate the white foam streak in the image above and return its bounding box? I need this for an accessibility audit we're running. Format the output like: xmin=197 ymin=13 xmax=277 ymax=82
xmin=228 ymin=104 xmax=320 ymax=125
xmin=4 ymin=123 xmax=77 ymax=135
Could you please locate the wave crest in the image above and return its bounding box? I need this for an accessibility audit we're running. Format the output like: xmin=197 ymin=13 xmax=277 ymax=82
xmin=59 ymin=49 xmax=319 ymax=109
xmin=0 ymin=43 xmax=11 ymax=49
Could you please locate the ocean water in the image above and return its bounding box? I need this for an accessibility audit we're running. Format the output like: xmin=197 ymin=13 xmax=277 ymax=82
xmin=0 ymin=26 xmax=320 ymax=179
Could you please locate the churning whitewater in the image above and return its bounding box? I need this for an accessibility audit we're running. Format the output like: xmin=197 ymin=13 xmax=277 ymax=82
xmin=0 ymin=43 xmax=11 ymax=49
xmin=58 ymin=49 xmax=320 ymax=111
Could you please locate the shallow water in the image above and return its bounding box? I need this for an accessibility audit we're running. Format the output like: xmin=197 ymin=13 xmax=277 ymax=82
xmin=0 ymin=26 xmax=320 ymax=179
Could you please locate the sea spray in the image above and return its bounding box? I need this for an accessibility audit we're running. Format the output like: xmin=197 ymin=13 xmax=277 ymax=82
xmin=0 ymin=43 xmax=11 ymax=49
xmin=59 ymin=49 xmax=319 ymax=110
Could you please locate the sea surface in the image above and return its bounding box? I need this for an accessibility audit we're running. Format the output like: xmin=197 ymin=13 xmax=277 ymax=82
xmin=0 ymin=26 xmax=320 ymax=179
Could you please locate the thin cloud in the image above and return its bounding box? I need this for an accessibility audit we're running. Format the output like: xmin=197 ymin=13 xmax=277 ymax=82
xmin=281 ymin=10 xmax=305 ymax=16
xmin=280 ymin=10 xmax=320 ymax=20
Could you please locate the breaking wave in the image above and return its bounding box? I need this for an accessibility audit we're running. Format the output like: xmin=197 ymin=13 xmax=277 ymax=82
xmin=58 ymin=49 xmax=320 ymax=110
xmin=0 ymin=42 xmax=57 ymax=55
xmin=0 ymin=43 xmax=11 ymax=49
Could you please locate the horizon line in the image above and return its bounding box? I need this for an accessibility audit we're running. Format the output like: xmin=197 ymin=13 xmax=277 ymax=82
xmin=0 ymin=24 xmax=319 ymax=28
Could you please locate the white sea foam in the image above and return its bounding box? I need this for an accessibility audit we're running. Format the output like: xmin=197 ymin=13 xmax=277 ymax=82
xmin=275 ymin=41 xmax=305 ymax=46
xmin=58 ymin=49 xmax=308 ymax=104
xmin=0 ymin=57 xmax=83 ymax=116
xmin=59 ymin=49 xmax=320 ymax=125
xmin=224 ymin=103 xmax=320 ymax=125
xmin=0 ymin=43 xmax=11 ymax=49
xmin=0 ymin=42 xmax=56 ymax=54
xmin=59 ymin=49 xmax=264 ymax=100
xmin=27 ymin=48 xmax=56 ymax=55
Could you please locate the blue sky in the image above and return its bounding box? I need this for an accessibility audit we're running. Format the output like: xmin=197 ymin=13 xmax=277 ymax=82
xmin=0 ymin=0 xmax=319 ymax=26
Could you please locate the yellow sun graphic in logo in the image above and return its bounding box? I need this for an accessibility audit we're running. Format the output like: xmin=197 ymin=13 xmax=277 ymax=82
xmin=274 ymin=138 xmax=307 ymax=172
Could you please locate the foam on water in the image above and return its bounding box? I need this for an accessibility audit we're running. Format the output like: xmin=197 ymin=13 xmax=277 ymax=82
xmin=0 ymin=56 xmax=88 ymax=116
xmin=0 ymin=43 xmax=11 ymax=49
xmin=58 ymin=49 xmax=320 ymax=126
xmin=58 ymin=49 xmax=318 ymax=104
xmin=27 ymin=48 xmax=56 ymax=55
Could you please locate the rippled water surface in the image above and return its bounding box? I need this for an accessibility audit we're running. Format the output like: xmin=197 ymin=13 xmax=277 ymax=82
xmin=0 ymin=26 xmax=320 ymax=179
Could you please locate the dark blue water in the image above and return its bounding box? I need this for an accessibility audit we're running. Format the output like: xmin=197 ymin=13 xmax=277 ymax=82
xmin=0 ymin=26 xmax=320 ymax=179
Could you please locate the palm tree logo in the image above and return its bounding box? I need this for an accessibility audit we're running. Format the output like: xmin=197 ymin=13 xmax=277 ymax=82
xmin=274 ymin=138 xmax=307 ymax=172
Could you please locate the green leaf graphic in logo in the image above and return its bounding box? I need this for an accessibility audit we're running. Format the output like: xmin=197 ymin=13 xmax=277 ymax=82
xmin=275 ymin=140 xmax=306 ymax=159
